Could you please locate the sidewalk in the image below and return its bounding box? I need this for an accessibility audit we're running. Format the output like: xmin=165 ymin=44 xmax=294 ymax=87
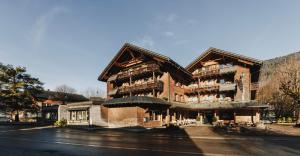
xmin=267 ymin=124 xmax=300 ymax=136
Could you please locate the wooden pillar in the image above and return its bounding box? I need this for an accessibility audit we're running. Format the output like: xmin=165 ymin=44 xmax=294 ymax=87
xmin=234 ymin=111 xmax=236 ymax=123
xmin=173 ymin=112 xmax=176 ymax=122
xmin=179 ymin=114 xmax=182 ymax=122
xmin=251 ymin=109 xmax=254 ymax=123
xmin=166 ymin=108 xmax=170 ymax=126
xmin=160 ymin=113 xmax=163 ymax=126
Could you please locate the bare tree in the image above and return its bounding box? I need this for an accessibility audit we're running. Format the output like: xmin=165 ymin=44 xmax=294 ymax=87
xmin=54 ymin=84 xmax=77 ymax=104
xmin=258 ymin=70 xmax=294 ymax=119
xmin=81 ymin=87 xmax=105 ymax=99
xmin=278 ymin=58 xmax=300 ymax=125
xmin=55 ymin=84 xmax=77 ymax=94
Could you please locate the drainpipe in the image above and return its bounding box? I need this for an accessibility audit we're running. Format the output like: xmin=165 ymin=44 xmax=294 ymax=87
xmin=168 ymin=72 xmax=171 ymax=102
xmin=167 ymin=72 xmax=171 ymax=126
xmin=129 ymin=75 xmax=132 ymax=97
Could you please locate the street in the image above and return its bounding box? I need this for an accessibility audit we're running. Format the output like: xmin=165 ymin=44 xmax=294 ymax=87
xmin=0 ymin=126 xmax=300 ymax=156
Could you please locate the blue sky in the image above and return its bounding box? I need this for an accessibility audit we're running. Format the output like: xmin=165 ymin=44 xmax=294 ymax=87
xmin=1 ymin=0 xmax=300 ymax=94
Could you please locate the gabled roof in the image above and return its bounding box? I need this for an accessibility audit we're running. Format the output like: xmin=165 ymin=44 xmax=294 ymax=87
xmin=98 ymin=43 xmax=191 ymax=81
xmin=186 ymin=47 xmax=262 ymax=70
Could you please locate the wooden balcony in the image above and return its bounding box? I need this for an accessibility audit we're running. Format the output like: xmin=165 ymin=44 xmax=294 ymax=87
xmin=219 ymin=66 xmax=237 ymax=74
xmin=186 ymin=85 xmax=220 ymax=94
xmin=193 ymin=69 xmax=219 ymax=78
xmin=250 ymin=82 xmax=259 ymax=91
xmin=119 ymin=80 xmax=163 ymax=94
xmin=117 ymin=64 xmax=161 ymax=80
xmin=192 ymin=66 xmax=237 ymax=79
xmin=219 ymin=83 xmax=237 ymax=91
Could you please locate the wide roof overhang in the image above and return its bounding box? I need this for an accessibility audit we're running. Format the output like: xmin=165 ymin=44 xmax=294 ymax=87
xmin=171 ymin=101 xmax=268 ymax=110
xmin=103 ymin=96 xmax=171 ymax=107
xmin=186 ymin=47 xmax=262 ymax=71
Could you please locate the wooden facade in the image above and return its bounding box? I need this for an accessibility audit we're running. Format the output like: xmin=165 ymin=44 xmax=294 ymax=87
xmin=99 ymin=44 xmax=266 ymax=127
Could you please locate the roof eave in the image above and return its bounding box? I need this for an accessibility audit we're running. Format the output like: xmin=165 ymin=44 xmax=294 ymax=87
xmin=186 ymin=47 xmax=262 ymax=71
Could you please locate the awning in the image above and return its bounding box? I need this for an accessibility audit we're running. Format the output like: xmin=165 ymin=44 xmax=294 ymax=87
xmin=67 ymin=106 xmax=90 ymax=111
xmin=107 ymin=74 xmax=118 ymax=82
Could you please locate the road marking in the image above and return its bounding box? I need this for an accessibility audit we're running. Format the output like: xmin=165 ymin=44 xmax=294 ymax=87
xmin=0 ymin=136 xmax=229 ymax=156
xmin=0 ymin=126 xmax=54 ymax=133
xmin=18 ymin=126 xmax=54 ymax=131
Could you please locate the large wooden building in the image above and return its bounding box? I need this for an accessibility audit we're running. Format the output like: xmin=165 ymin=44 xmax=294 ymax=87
xmin=98 ymin=43 xmax=267 ymax=127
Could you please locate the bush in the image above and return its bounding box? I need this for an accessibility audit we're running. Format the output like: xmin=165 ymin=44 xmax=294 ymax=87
xmin=277 ymin=117 xmax=282 ymax=123
xmin=212 ymin=116 xmax=218 ymax=122
xmin=287 ymin=117 xmax=293 ymax=123
xmin=282 ymin=117 xmax=286 ymax=123
xmin=196 ymin=116 xmax=201 ymax=121
xmin=54 ymin=119 xmax=67 ymax=127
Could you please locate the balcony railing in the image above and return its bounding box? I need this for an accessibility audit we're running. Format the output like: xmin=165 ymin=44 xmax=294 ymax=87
xmin=193 ymin=69 xmax=219 ymax=78
xmin=219 ymin=83 xmax=237 ymax=91
xmin=193 ymin=66 xmax=237 ymax=78
xmin=117 ymin=64 xmax=160 ymax=80
xmin=250 ymin=82 xmax=259 ymax=90
xmin=119 ymin=80 xmax=163 ymax=94
xmin=186 ymin=85 xmax=219 ymax=94
xmin=220 ymin=66 xmax=237 ymax=74
xmin=187 ymin=97 xmax=232 ymax=104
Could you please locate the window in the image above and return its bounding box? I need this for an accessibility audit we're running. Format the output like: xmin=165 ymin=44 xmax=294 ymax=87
xmin=175 ymin=94 xmax=180 ymax=101
xmin=69 ymin=110 xmax=89 ymax=121
xmin=220 ymin=79 xmax=225 ymax=84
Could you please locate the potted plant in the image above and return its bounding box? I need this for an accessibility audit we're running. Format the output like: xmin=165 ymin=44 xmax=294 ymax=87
xmin=212 ymin=116 xmax=218 ymax=126
xmin=196 ymin=116 xmax=202 ymax=126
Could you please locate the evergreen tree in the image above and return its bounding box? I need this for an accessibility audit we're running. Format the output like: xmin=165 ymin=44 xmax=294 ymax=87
xmin=0 ymin=63 xmax=43 ymax=122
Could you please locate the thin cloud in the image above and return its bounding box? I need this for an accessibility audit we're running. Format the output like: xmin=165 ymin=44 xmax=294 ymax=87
xmin=166 ymin=14 xmax=177 ymax=23
xmin=187 ymin=19 xmax=198 ymax=25
xmin=31 ymin=6 xmax=68 ymax=47
xmin=132 ymin=36 xmax=155 ymax=49
xmin=163 ymin=31 xmax=175 ymax=37
xmin=174 ymin=39 xmax=189 ymax=45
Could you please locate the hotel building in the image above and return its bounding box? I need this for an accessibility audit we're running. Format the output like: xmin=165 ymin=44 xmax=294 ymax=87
xmin=97 ymin=43 xmax=266 ymax=127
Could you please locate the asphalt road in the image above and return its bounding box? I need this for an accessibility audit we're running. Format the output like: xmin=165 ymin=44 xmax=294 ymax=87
xmin=0 ymin=126 xmax=300 ymax=156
